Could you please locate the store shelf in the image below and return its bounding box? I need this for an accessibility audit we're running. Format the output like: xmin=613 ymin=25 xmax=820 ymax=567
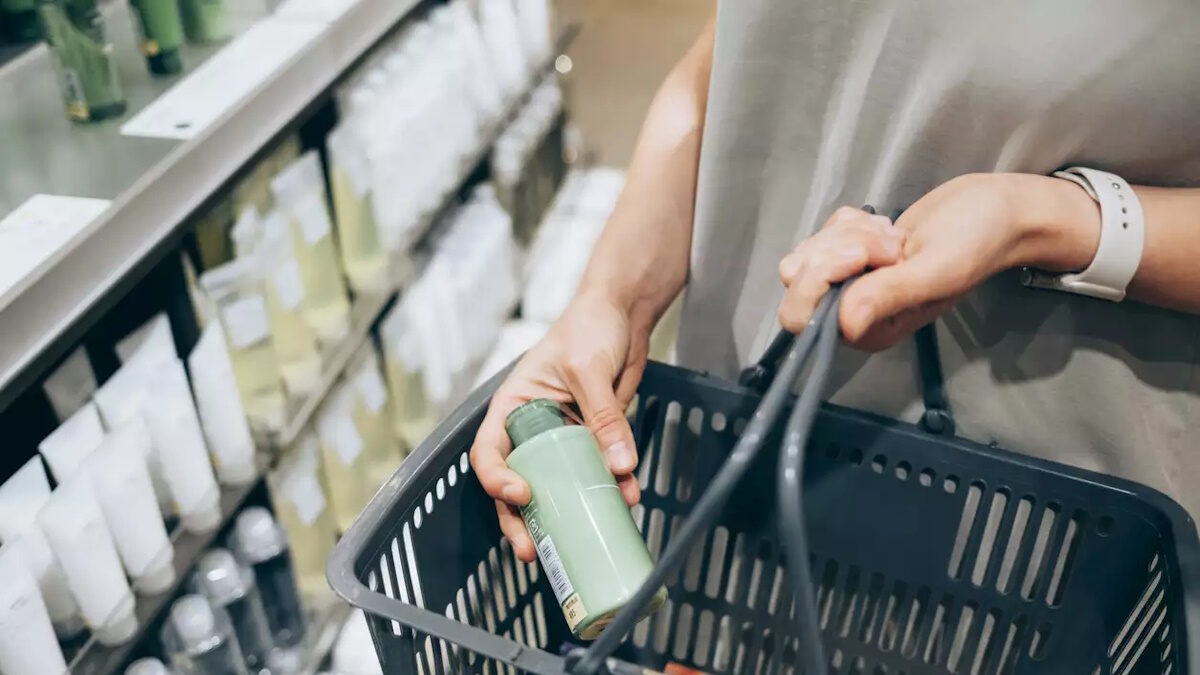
xmin=65 ymin=470 xmax=264 ymax=675
xmin=0 ymin=0 xmax=423 ymax=408
xmin=300 ymin=599 xmax=354 ymax=675
xmin=264 ymin=29 xmax=579 ymax=450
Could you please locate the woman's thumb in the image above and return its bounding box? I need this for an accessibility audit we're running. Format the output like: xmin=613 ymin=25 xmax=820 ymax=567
xmin=561 ymin=358 xmax=639 ymax=475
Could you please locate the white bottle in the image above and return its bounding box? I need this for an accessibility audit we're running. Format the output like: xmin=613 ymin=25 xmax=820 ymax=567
xmin=0 ymin=546 xmax=69 ymax=675
xmin=188 ymin=323 xmax=259 ymax=487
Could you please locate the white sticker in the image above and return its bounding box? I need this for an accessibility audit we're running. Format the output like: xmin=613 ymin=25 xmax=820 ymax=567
xmin=536 ymin=536 xmax=575 ymax=605
xmin=120 ymin=18 xmax=325 ymax=140
xmin=272 ymin=257 xmax=305 ymax=310
xmin=354 ymin=367 xmax=388 ymax=414
xmin=42 ymin=347 xmax=98 ymax=422
xmin=286 ymin=470 xmax=326 ymax=526
xmin=295 ymin=194 xmax=331 ymax=245
xmin=222 ymin=295 xmax=270 ymax=349
xmin=0 ymin=194 xmax=111 ymax=300
xmin=329 ymin=414 xmax=363 ymax=465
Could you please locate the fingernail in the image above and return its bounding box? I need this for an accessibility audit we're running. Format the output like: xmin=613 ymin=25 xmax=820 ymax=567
xmin=605 ymin=442 xmax=636 ymax=471
xmin=502 ymin=484 xmax=525 ymax=503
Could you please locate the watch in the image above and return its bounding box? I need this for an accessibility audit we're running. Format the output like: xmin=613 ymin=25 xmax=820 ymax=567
xmin=1021 ymin=166 xmax=1145 ymax=302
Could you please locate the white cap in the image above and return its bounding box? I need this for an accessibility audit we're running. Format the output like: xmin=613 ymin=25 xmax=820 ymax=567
xmin=181 ymin=489 xmax=222 ymax=534
xmin=133 ymin=548 xmax=176 ymax=595
xmin=233 ymin=507 xmax=286 ymax=563
xmin=170 ymin=595 xmax=219 ymax=650
xmin=95 ymin=595 xmax=138 ymax=646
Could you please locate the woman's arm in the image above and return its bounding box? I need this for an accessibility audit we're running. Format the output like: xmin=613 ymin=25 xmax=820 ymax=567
xmin=775 ymin=173 xmax=1200 ymax=350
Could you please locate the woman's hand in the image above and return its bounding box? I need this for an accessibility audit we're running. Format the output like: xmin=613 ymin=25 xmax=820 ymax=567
xmin=469 ymin=290 xmax=649 ymax=562
xmin=778 ymin=173 xmax=1101 ymax=349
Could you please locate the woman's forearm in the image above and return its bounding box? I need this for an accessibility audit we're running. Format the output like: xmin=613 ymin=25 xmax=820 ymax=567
xmin=578 ymin=13 xmax=715 ymax=333
xmin=1003 ymin=174 xmax=1200 ymax=314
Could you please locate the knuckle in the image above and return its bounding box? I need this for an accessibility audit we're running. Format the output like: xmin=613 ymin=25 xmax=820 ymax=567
xmin=832 ymin=205 xmax=860 ymax=223
xmin=588 ymin=406 xmax=627 ymax=436
xmin=778 ymin=304 xmax=806 ymax=332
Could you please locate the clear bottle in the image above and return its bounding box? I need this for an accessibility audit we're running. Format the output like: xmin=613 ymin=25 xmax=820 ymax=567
xmin=200 ymin=258 xmax=287 ymax=434
xmin=270 ymin=152 xmax=351 ymax=346
xmin=37 ymin=0 xmax=126 ymax=122
xmin=258 ymin=211 xmax=323 ymax=398
xmin=267 ymin=434 xmax=337 ymax=601
xmin=379 ymin=300 xmax=437 ymax=449
xmin=327 ymin=123 xmax=389 ymax=294
xmin=162 ymin=595 xmax=248 ymax=675
xmin=348 ymin=345 xmax=402 ymax=491
xmin=195 ymin=549 xmax=276 ymax=672
xmin=315 ymin=388 xmax=372 ymax=532
xmin=233 ymin=508 xmax=308 ymax=649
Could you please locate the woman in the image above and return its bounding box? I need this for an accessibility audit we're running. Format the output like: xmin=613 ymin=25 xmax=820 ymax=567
xmin=472 ymin=1 xmax=1200 ymax=562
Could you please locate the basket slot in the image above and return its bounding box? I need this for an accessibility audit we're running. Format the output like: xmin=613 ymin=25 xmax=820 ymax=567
xmin=1043 ymin=510 xmax=1086 ymax=608
xmin=1027 ymin=506 xmax=1073 ymax=606
xmin=993 ymin=496 xmax=1035 ymax=595
xmin=898 ymin=586 xmax=932 ymax=660
xmin=948 ymin=482 xmax=988 ymax=581
xmin=694 ymin=609 xmax=717 ymax=667
xmin=654 ymin=402 xmax=683 ymax=498
xmin=968 ymin=490 xmax=1011 ymax=587
xmin=1017 ymin=503 xmax=1061 ymax=601
xmin=675 ymin=407 xmax=706 ymax=502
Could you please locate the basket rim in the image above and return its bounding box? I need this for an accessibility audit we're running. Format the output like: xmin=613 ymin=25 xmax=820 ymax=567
xmin=327 ymin=358 xmax=1200 ymax=675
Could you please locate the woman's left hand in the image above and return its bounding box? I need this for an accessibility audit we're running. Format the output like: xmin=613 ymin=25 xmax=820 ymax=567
xmin=777 ymin=173 xmax=1100 ymax=350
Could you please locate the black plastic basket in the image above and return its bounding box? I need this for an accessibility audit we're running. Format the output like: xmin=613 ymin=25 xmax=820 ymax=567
xmin=329 ymin=350 xmax=1199 ymax=675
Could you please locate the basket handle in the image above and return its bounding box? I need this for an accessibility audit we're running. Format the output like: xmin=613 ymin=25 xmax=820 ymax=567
xmin=571 ymin=293 xmax=838 ymax=675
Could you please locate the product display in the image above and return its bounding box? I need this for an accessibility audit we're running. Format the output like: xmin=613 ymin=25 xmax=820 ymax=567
xmin=37 ymin=0 xmax=126 ymax=122
xmin=128 ymin=0 xmax=185 ymax=74
xmin=492 ymin=76 xmax=566 ymax=243
xmin=163 ymin=595 xmax=247 ymax=675
xmin=347 ymin=345 xmax=401 ymax=491
xmin=36 ymin=400 xmax=105 ymax=481
xmin=315 ymin=388 xmax=371 ymax=532
xmin=505 ymin=399 xmax=666 ymax=639
xmin=115 ymin=312 xmax=173 ymax=364
xmin=378 ymin=301 xmax=437 ymax=449
xmin=0 ymin=546 xmax=69 ymax=675
xmin=326 ymin=123 xmax=388 ymax=294
xmin=233 ymin=507 xmax=308 ymax=648
xmin=200 ymin=256 xmax=288 ymax=433
xmin=188 ymin=324 xmax=259 ymax=487
xmin=38 ymin=477 xmax=138 ymax=646
xmin=195 ymin=549 xmax=276 ymax=672
xmin=178 ymin=0 xmax=231 ymax=43
xmin=270 ymin=151 xmax=351 ymax=346
xmin=257 ymin=211 xmax=323 ymax=398
xmin=266 ymin=435 xmax=337 ymax=601
xmin=0 ymin=458 xmax=84 ymax=639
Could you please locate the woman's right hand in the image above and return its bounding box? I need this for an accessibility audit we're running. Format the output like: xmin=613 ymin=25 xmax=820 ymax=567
xmin=469 ymin=290 xmax=649 ymax=562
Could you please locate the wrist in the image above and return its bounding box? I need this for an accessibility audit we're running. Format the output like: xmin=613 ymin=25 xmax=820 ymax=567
xmin=1001 ymin=173 xmax=1102 ymax=272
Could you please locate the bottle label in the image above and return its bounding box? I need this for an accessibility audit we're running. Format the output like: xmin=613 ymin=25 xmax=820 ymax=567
xmin=354 ymin=367 xmax=388 ymax=414
xmin=272 ymin=257 xmax=305 ymax=310
xmin=222 ymin=295 xmax=270 ymax=349
xmin=295 ymin=194 xmax=331 ymax=245
xmin=328 ymin=413 xmax=363 ymax=465
xmin=525 ymin=502 xmax=587 ymax=632
xmin=285 ymin=470 xmax=326 ymax=526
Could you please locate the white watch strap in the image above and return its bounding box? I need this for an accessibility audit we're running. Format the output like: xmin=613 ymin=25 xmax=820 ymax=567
xmin=1023 ymin=166 xmax=1145 ymax=302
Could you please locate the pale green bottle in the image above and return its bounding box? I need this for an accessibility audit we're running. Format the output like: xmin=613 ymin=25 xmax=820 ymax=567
xmin=505 ymin=399 xmax=666 ymax=640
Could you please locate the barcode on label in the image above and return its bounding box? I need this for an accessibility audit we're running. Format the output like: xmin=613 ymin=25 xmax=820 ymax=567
xmin=535 ymin=536 xmax=575 ymax=605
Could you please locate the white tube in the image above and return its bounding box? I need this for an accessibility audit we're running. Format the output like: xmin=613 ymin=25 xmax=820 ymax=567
xmin=116 ymin=312 xmax=174 ymax=364
xmin=0 ymin=546 xmax=69 ymax=675
xmin=41 ymin=346 xmax=97 ymax=423
xmin=188 ymin=324 xmax=258 ymax=486
xmin=38 ymin=478 xmax=137 ymax=646
xmin=86 ymin=419 xmax=176 ymax=594
xmin=142 ymin=358 xmax=222 ymax=533
xmin=37 ymin=401 xmax=105 ymax=482
xmin=0 ymin=457 xmax=84 ymax=639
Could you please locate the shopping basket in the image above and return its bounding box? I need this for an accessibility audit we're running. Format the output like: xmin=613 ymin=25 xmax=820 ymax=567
xmin=329 ymin=284 xmax=1200 ymax=674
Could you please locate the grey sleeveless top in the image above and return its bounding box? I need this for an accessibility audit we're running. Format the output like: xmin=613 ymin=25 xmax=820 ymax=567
xmin=677 ymin=0 xmax=1200 ymax=520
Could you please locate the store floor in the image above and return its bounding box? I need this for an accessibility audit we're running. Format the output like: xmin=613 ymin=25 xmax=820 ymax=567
xmin=555 ymin=0 xmax=710 ymax=165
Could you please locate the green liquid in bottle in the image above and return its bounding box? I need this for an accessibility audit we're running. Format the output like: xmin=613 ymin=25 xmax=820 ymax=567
xmin=37 ymin=0 xmax=125 ymax=123
xmin=128 ymin=0 xmax=184 ymax=75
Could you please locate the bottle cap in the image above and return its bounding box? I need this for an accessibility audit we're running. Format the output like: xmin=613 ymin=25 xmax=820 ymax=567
xmin=234 ymin=507 xmax=287 ymax=563
xmin=170 ymin=595 xmax=219 ymax=650
xmin=95 ymin=596 xmax=138 ymax=646
xmin=195 ymin=549 xmax=251 ymax=606
xmin=134 ymin=547 xmax=177 ymax=595
xmin=125 ymin=657 xmax=171 ymax=675
xmin=181 ymin=489 xmax=222 ymax=534
xmin=505 ymin=399 xmax=566 ymax=448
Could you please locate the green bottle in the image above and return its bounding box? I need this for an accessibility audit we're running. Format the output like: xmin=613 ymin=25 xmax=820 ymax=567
xmin=505 ymin=399 xmax=666 ymax=640
xmin=37 ymin=0 xmax=126 ymax=123
xmin=128 ymin=0 xmax=184 ymax=75
xmin=178 ymin=0 xmax=230 ymax=44
xmin=1 ymin=0 xmax=40 ymax=42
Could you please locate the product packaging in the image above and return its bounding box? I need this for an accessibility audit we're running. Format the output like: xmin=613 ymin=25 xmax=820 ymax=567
xmin=37 ymin=401 xmax=105 ymax=481
xmin=178 ymin=0 xmax=230 ymax=43
xmin=128 ymin=0 xmax=185 ymax=74
xmin=0 ymin=546 xmax=69 ymax=675
xmin=162 ymin=595 xmax=248 ymax=675
xmin=270 ymin=151 xmax=351 ymax=346
xmin=37 ymin=0 xmax=126 ymax=122
xmin=267 ymin=433 xmax=337 ymax=601
xmin=141 ymin=359 xmax=223 ymax=533
xmin=327 ymin=123 xmax=388 ymax=293
xmin=505 ymin=399 xmax=666 ymax=639
xmin=233 ymin=507 xmax=308 ymax=647
xmin=379 ymin=297 xmax=437 ymax=448
xmin=115 ymin=312 xmax=173 ymax=364
xmin=0 ymin=458 xmax=84 ymax=639
xmin=348 ymin=345 xmax=401 ymax=490
xmin=258 ymin=211 xmax=323 ymax=398
xmin=41 ymin=346 xmax=97 ymax=422
xmin=85 ymin=421 xmax=176 ymax=593
xmin=188 ymin=324 xmax=259 ymax=487
xmin=38 ymin=477 xmax=138 ymax=646
xmin=195 ymin=549 xmax=276 ymax=671
xmin=230 ymin=207 xmax=263 ymax=259
xmin=200 ymin=257 xmax=288 ymax=433
xmin=315 ymin=390 xmax=371 ymax=533
xmin=476 ymin=0 xmax=527 ymax=101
